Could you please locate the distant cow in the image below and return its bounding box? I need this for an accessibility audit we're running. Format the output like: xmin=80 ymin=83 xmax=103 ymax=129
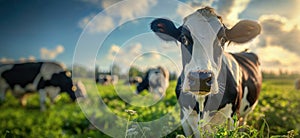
xmin=295 ymin=79 xmax=300 ymax=90
xmin=151 ymin=7 xmax=262 ymax=136
xmin=136 ymin=66 xmax=169 ymax=97
xmin=0 ymin=62 xmax=87 ymax=110
xmin=96 ymin=75 xmax=118 ymax=85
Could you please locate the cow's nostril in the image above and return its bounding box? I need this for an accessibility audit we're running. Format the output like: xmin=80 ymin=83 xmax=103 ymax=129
xmin=206 ymin=77 xmax=213 ymax=86
xmin=188 ymin=71 xmax=213 ymax=92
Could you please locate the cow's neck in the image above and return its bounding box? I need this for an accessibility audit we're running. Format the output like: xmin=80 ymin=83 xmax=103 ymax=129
xmin=197 ymin=55 xmax=240 ymax=113
xmin=222 ymin=53 xmax=242 ymax=86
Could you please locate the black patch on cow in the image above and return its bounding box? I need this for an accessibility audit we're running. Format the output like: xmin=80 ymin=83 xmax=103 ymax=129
xmin=136 ymin=71 xmax=150 ymax=94
xmin=244 ymin=105 xmax=249 ymax=111
xmin=43 ymin=71 xmax=76 ymax=100
xmin=2 ymin=62 xmax=43 ymax=90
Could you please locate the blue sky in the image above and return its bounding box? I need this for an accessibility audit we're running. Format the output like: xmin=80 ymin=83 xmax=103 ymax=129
xmin=1 ymin=0 xmax=300 ymax=73
xmin=0 ymin=0 xmax=101 ymax=64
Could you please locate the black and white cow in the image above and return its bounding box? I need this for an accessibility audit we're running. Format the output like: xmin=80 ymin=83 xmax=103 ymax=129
xmin=96 ymin=75 xmax=118 ymax=85
xmin=0 ymin=62 xmax=87 ymax=110
xmin=136 ymin=66 xmax=169 ymax=98
xmin=151 ymin=7 xmax=262 ymax=136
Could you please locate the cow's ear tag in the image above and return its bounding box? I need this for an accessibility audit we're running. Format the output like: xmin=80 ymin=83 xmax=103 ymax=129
xmin=72 ymin=86 xmax=77 ymax=92
xmin=66 ymin=71 xmax=72 ymax=77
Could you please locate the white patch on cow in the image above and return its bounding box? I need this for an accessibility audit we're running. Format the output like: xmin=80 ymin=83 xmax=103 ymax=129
xmin=223 ymin=53 xmax=241 ymax=86
xmin=0 ymin=65 xmax=13 ymax=97
xmin=12 ymin=85 xmax=26 ymax=97
xmin=0 ymin=78 xmax=8 ymax=101
xmin=39 ymin=89 xmax=47 ymax=111
xmin=0 ymin=87 xmax=6 ymax=101
xmin=239 ymin=86 xmax=251 ymax=117
xmin=181 ymin=106 xmax=200 ymax=138
xmin=0 ymin=65 xmax=13 ymax=74
xmin=25 ymin=83 xmax=36 ymax=91
xmin=181 ymin=10 xmax=224 ymax=94
xmin=40 ymin=63 xmax=64 ymax=80
xmin=44 ymin=86 xmax=61 ymax=102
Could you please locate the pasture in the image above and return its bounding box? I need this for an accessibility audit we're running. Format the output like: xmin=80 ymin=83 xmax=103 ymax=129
xmin=0 ymin=77 xmax=299 ymax=137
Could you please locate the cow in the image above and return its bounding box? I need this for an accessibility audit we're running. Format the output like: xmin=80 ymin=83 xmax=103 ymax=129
xmin=136 ymin=66 xmax=169 ymax=98
xmin=96 ymin=75 xmax=118 ymax=85
xmin=150 ymin=7 xmax=262 ymax=137
xmin=0 ymin=61 xmax=87 ymax=111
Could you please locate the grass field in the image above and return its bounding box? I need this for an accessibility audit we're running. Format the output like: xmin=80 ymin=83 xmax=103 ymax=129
xmin=0 ymin=78 xmax=299 ymax=137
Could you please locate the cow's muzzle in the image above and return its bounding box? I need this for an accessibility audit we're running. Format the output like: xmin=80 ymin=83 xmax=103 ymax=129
xmin=188 ymin=71 xmax=213 ymax=94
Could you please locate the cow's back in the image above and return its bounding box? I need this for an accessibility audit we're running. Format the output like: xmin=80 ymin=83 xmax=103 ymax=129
xmin=231 ymin=52 xmax=262 ymax=117
xmin=0 ymin=62 xmax=66 ymax=92
xmin=1 ymin=63 xmax=43 ymax=89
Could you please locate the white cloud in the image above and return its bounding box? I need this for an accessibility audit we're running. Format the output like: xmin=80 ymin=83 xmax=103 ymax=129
xmin=40 ymin=45 xmax=64 ymax=60
xmin=176 ymin=0 xmax=214 ymax=18
xmin=79 ymin=0 xmax=157 ymax=33
xmin=109 ymin=0 xmax=157 ymax=23
xmin=107 ymin=44 xmax=121 ymax=59
xmin=79 ymin=14 xmax=115 ymax=33
xmin=258 ymin=14 xmax=300 ymax=56
xmin=28 ymin=55 xmax=36 ymax=61
xmin=0 ymin=57 xmax=14 ymax=63
xmin=256 ymin=45 xmax=300 ymax=73
xmin=216 ymin=0 xmax=251 ymax=25
xmin=0 ymin=55 xmax=36 ymax=63
xmin=101 ymin=0 xmax=122 ymax=9
xmin=176 ymin=0 xmax=251 ymax=26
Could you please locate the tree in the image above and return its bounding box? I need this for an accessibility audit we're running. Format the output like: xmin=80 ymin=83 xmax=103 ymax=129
xmin=129 ymin=66 xmax=143 ymax=77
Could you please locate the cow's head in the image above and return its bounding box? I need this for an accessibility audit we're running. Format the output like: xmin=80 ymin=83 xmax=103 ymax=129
xmin=148 ymin=66 xmax=169 ymax=96
xmin=151 ymin=7 xmax=260 ymax=95
xmin=136 ymin=66 xmax=169 ymax=97
xmin=50 ymin=71 xmax=87 ymax=101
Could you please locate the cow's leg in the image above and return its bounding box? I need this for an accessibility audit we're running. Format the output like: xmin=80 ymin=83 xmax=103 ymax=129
xmin=181 ymin=119 xmax=193 ymax=137
xmin=39 ymin=89 xmax=47 ymax=111
xmin=0 ymin=79 xmax=8 ymax=103
xmin=207 ymin=103 xmax=235 ymax=131
xmin=187 ymin=111 xmax=200 ymax=138
xmin=0 ymin=88 xmax=7 ymax=103
xmin=181 ymin=110 xmax=200 ymax=138
xmin=45 ymin=86 xmax=60 ymax=104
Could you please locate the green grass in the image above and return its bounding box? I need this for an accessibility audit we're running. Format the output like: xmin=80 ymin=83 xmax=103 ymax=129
xmin=0 ymin=78 xmax=299 ymax=137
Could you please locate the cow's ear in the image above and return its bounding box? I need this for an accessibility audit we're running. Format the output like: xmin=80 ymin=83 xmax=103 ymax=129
xmin=158 ymin=66 xmax=169 ymax=79
xmin=225 ymin=20 xmax=261 ymax=43
xmin=150 ymin=18 xmax=181 ymax=41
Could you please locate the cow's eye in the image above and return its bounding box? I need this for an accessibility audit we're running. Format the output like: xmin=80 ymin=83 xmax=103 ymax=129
xmin=181 ymin=35 xmax=189 ymax=46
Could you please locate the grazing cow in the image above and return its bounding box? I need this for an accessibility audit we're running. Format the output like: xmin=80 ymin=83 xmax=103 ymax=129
xmin=96 ymin=75 xmax=118 ymax=85
xmin=136 ymin=66 xmax=169 ymax=98
xmin=150 ymin=7 xmax=262 ymax=137
xmin=0 ymin=62 xmax=87 ymax=110
xmin=295 ymin=79 xmax=300 ymax=90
